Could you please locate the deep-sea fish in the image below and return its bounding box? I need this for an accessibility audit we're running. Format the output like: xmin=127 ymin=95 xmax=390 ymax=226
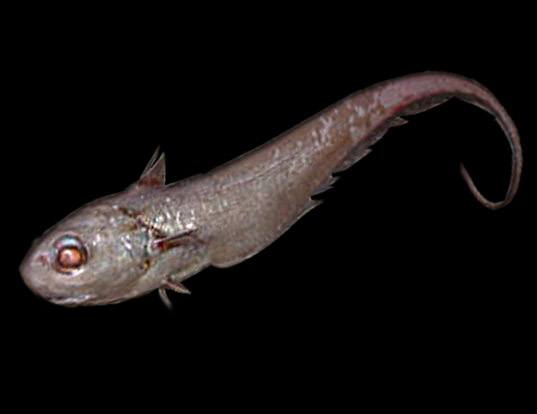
xmin=20 ymin=72 xmax=522 ymax=307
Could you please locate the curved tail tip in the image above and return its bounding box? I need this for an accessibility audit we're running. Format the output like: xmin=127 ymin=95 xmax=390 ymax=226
xmin=459 ymin=163 xmax=514 ymax=210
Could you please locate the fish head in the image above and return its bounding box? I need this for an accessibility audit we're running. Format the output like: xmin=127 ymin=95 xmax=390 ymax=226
xmin=20 ymin=198 xmax=152 ymax=306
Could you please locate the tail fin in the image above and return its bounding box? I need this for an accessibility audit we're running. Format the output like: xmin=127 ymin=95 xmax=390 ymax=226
xmin=354 ymin=72 xmax=523 ymax=209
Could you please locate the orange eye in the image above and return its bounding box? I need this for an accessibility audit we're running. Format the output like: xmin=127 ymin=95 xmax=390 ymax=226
xmin=58 ymin=246 xmax=85 ymax=268
xmin=53 ymin=236 xmax=88 ymax=273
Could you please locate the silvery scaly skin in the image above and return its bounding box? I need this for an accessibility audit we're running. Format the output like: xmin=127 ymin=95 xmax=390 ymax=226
xmin=20 ymin=72 xmax=523 ymax=307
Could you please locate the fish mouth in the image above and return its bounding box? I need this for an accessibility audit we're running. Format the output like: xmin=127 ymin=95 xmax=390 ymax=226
xmin=49 ymin=294 xmax=95 ymax=307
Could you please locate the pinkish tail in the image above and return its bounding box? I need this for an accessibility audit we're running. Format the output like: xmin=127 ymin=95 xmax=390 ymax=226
xmin=378 ymin=72 xmax=522 ymax=210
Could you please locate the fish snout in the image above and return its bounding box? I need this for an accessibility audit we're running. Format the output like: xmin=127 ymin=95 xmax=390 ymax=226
xmin=20 ymin=250 xmax=55 ymax=300
xmin=20 ymin=249 xmax=95 ymax=306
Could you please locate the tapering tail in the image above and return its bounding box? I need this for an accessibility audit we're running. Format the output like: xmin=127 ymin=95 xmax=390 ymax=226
xmin=368 ymin=72 xmax=522 ymax=209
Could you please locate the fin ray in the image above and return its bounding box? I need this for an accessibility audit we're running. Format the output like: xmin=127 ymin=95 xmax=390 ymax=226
xmin=138 ymin=147 xmax=166 ymax=188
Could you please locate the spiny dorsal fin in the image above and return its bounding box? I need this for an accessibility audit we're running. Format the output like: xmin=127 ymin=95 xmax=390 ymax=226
xmin=138 ymin=147 xmax=166 ymax=188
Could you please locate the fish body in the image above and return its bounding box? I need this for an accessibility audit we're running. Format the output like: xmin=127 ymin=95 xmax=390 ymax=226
xmin=20 ymin=72 xmax=522 ymax=306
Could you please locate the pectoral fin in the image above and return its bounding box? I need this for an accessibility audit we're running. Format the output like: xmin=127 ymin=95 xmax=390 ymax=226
xmin=151 ymin=229 xmax=197 ymax=253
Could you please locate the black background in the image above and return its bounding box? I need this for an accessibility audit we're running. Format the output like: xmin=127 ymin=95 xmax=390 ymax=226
xmin=5 ymin=7 xmax=534 ymax=409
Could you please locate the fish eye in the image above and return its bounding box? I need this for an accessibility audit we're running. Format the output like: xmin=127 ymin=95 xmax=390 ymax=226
xmin=53 ymin=235 xmax=88 ymax=274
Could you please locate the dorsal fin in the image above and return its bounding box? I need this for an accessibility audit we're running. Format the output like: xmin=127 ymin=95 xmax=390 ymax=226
xmin=137 ymin=147 xmax=166 ymax=188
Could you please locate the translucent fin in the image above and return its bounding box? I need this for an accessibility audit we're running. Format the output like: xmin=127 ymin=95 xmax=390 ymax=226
xmin=158 ymin=280 xmax=192 ymax=310
xmin=334 ymin=148 xmax=372 ymax=173
xmin=300 ymin=198 xmax=323 ymax=218
xmin=166 ymin=280 xmax=192 ymax=295
xmin=390 ymin=116 xmax=408 ymax=127
xmin=333 ymin=113 xmax=413 ymax=174
xmin=312 ymin=175 xmax=340 ymax=196
xmin=151 ymin=229 xmax=197 ymax=253
xmin=138 ymin=147 xmax=166 ymax=188
xmin=401 ymin=96 xmax=451 ymax=116
xmin=159 ymin=288 xmax=173 ymax=310
xmin=142 ymin=146 xmax=161 ymax=176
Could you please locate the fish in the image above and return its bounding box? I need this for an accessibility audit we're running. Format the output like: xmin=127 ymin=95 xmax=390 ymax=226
xmin=20 ymin=72 xmax=523 ymax=307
